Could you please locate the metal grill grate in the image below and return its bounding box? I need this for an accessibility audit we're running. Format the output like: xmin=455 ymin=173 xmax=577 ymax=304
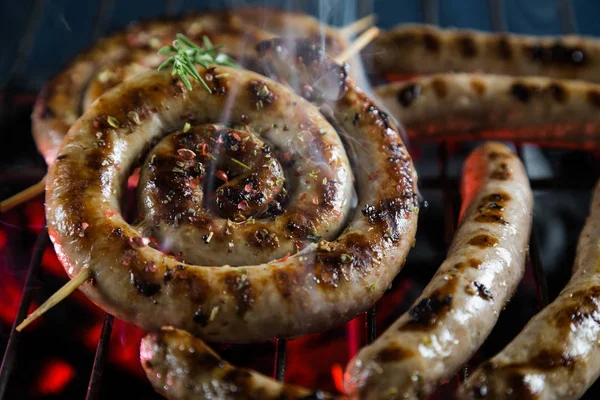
xmin=0 ymin=0 xmax=597 ymax=398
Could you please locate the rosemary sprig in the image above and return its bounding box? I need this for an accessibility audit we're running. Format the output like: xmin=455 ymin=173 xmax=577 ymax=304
xmin=157 ymin=33 xmax=239 ymax=92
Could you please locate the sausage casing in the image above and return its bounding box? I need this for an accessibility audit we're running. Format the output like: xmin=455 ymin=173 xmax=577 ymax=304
xmin=344 ymin=142 xmax=533 ymax=399
xmin=458 ymin=180 xmax=600 ymax=400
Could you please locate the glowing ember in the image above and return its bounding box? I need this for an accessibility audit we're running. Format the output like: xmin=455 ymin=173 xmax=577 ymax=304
xmin=331 ymin=363 xmax=344 ymax=393
xmin=127 ymin=168 xmax=141 ymax=189
xmin=35 ymin=359 xmax=75 ymax=395
xmin=0 ymin=229 xmax=7 ymax=248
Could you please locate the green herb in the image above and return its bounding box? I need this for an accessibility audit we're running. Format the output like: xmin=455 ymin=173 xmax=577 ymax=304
xmin=157 ymin=33 xmax=239 ymax=92
xmin=231 ymin=158 xmax=251 ymax=170
xmin=340 ymin=253 xmax=353 ymax=263
xmin=183 ymin=122 xmax=191 ymax=132
xmin=107 ymin=116 xmax=120 ymax=128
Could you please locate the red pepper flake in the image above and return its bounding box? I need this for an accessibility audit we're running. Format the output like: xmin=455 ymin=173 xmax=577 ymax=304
xmin=79 ymin=222 xmax=89 ymax=237
xmin=312 ymin=197 xmax=319 ymax=205
xmin=189 ymin=177 xmax=200 ymax=189
xmin=150 ymin=237 xmax=160 ymax=248
xmin=305 ymin=179 xmax=310 ymax=184
xmin=177 ymin=148 xmax=196 ymax=160
xmin=200 ymin=143 xmax=208 ymax=156
xmin=105 ymin=209 xmax=117 ymax=218
xmin=244 ymin=184 xmax=253 ymax=192
xmin=232 ymin=133 xmax=241 ymax=140
xmin=93 ymin=119 xmax=100 ymax=128
xmin=281 ymin=152 xmax=292 ymax=162
xmin=215 ymin=170 xmax=228 ymax=182
xmin=300 ymin=193 xmax=308 ymax=201
xmin=237 ymin=200 xmax=249 ymax=210
xmin=278 ymin=252 xmax=291 ymax=262
xmin=144 ymin=263 xmax=158 ymax=273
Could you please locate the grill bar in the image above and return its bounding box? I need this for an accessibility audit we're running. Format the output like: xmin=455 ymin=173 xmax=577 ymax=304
xmin=420 ymin=176 xmax=595 ymax=191
xmin=273 ymin=338 xmax=287 ymax=382
xmin=489 ymin=0 xmax=507 ymax=32
xmin=0 ymin=227 xmax=49 ymax=400
xmin=559 ymin=0 xmax=578 ymax=34
xmin=438 ymin=143 xmax=456 ymax=245
xmin=85 ymin=313 xmax=115 ymax=400
xmin=516 ymin=145 xmax=550 ymax=307
xmin=422 ymin=0 xmax=439 ymax=25
xmin=366 ymin=306 xmax=376 ymax=344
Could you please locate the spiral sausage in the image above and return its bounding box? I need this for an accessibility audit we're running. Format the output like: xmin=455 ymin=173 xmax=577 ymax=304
xmin=141 ymin=327 xmax=337 ymax=400
xmin=457 ymin=180 xmax=600 ymax=400
xmin=375 ymin=73 xmax=600 ymax=149
xmin=32 ymin=8 xmax=361 ymax=165
xmin=45 ymin=40 xmax=418 ymax=343
xmin=343 ymin=142 xmax=532 ymax=399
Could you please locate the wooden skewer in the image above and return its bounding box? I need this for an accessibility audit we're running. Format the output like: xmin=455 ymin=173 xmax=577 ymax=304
xmin=16 ymin=268 xmax=91 ymax=332
xmin=335 ymin=26 xmax=380 ymax=64
xmin=1 ymin=175 xmax=47 ymax=213
xmin=340 ymin=14 xmax=376 ymax=38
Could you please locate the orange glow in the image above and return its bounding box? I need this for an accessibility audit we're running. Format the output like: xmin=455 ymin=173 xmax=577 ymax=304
xmin=0 ymin=271 xmax=39 ymax=327
xmin=127 ymin=168 xmax=141 ymax=188
xmin=81 ymin=320 xmax=145 ymax=377
xmin=0 ymin=229 xmax=7 ymax=248
xmin=24 ymin=200 xmax=45 ymax=231
xmin=35 ymin=359 xmax=75 ymax=395
xmin=42 ymin=246 xmax=66 ymax=277
xmin=331 ymin=363 xmax=344 ymax=393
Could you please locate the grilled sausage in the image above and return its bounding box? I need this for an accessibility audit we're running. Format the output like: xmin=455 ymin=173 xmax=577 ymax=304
xmin=32 ymin=8 xmax=362 ymax=165
xmin=457 ymin=180 xmax=600 ymax=400
xmin=373 ymin=24 xmax=599 ymax=82
xmin=45 ymin=41 xmax=418 ymax=343
xmin=141 ymin=327 xmax=337 ymax=400
xmin=375 ymin=73 xmax=600 ymax=149
xmin=344 ymin=142 xmax=533 ymax=399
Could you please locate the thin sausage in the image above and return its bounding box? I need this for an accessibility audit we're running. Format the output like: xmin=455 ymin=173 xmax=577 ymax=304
xmin=374 ymin=24 xmax=600 ymax=82
xmin=458 ymin=180 xmax=600 ymax=400
xmin=344 ymin=142 xmax=533 ymax=399
xmin=141 ymin=327 xmax=337 ymax=399
xmin=376 ymin=73 xmax=600 ymax=149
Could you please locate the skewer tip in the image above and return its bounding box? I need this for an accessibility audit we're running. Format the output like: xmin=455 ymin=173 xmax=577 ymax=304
xmin=335 ymin=26 xmax=380 ymax=64
xmin=0 ymin=175 xmax=47 ymax=213
xmin=15 ymin=268 xmax=91 ymax=332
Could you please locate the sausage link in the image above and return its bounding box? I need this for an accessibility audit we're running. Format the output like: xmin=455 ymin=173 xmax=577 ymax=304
xmin=374 ymin=24 xmax=600 ymax=82
xmin=458 ymin=180 xmax=600 ymax=400
xmin=344 ymin=142 xmax=532 ymax=399
xmin=141 ymin=327 xmax=337 ymax=400
xmin=376 ymin=73 xmax=600 ymax=149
